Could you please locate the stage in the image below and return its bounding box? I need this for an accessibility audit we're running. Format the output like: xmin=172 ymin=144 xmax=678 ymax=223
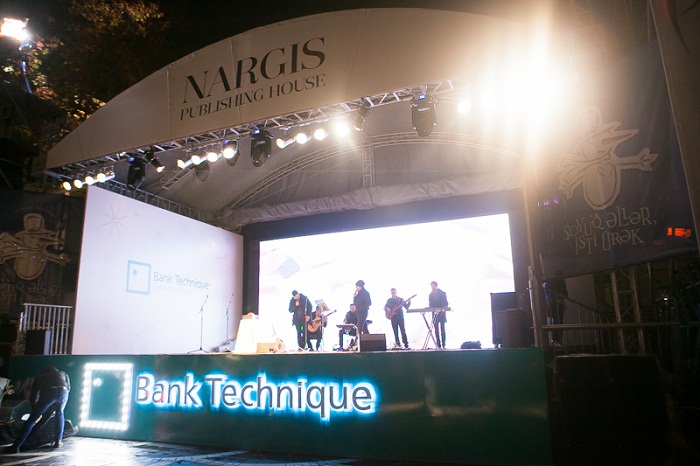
xmin=9 ymin=347 xmax=552 ymax=465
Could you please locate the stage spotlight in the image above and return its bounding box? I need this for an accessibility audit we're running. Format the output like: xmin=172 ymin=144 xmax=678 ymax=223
xmin=84 ymin=175 xmax=97 ymax=186
xmin=126 ymin=157 xmax=146 ymax=190
xmin=275 ymin=134 xmax=294 ymax=149
xmin=144 ymin=148 xmax=165 ymax=172
xmin=411 ymin=94 xmax=437 ymax=137
xmin=190 ymin=153 xmax=204 ymax=165
xmin=250 ymin=128 xmax=273 ymax=168
xmin=62 ymin=181 xmax=72 ymax=191
xmin=222 ymin=140 xmax=238 ymax=159
xmin=332 ymin=118 xmax=352 ymax=137
xmin=177 ymin=158 xmax=192 ymax=169
xmin=295 ymin=131 xmax=309 ymax=144
xmin=313 ymin=128 xmax=328 ymax=141
xmin=206 ymin=148 xmax=219 ymax=163
xmin=73 ymin=178 xmax=83 ymax=189
xmin=96 ymin=170 xmax=115 ymax=182
xmin=352 ymin=104 xmax=370 ymax=131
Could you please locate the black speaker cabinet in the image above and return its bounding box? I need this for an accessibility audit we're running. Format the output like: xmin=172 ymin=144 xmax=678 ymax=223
xmin=490 ymin=292 xmax=519 ymax=346
xmin=493 ymin=308 xmax=527 ymax=348
xmin=25 ymin=329 xmax=51 ymax=355
xmin=359 ymin=334 xmax=386 ymax=352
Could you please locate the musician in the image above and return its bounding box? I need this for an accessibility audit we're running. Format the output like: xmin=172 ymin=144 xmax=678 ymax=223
xmin=306 ymin=304 xmax=327 ymax=351
xmin=428 ymin=281 xmax=449 ymax=348
xmin=288 ymin=290 xmax=312 ymax=350
xmin=337 ymin=303 xmax=368 ymax=350
xmin=353 ymin=280 xmax=372 ymax=337
xmin=384 ymin=288 xmax=411 ymax=349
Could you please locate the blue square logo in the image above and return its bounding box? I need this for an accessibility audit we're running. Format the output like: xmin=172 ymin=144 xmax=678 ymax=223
xmin=126 ymin=260 xmax=151 ymax=295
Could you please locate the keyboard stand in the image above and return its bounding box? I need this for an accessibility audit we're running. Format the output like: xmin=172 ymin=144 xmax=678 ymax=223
xmin=420 ymin=312 xmax=440 ymax=350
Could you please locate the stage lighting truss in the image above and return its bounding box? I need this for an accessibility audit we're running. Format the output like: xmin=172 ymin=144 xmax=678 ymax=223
xmin=46 ymin=77 xmax=470 ymax=192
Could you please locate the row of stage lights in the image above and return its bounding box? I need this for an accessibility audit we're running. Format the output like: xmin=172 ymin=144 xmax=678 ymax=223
xmin=61 ymin=169 xmax=115 ymax=191
xmin=61 ymin=93 xmax=441 ymax=191
xmin=175 ymin=109 xmax=374 ymax=171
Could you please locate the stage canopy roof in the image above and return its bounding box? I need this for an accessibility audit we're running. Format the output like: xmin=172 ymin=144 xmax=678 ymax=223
xmin=46 ymin=7 xmax=559 ymax=231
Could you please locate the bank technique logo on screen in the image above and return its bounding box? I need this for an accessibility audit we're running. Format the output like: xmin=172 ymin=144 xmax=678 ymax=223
xmin=126 ymin=260 xmax=151 ymax=295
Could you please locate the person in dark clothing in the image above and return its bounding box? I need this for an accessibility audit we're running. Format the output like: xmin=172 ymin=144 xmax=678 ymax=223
xmin=543 ymin=269 xmax=568 ymax=345
xmin=306 ymin=304 xmax=328 ymax=351
xmin=384 ymin=288 xmax=413 ymax=349
xmin=429 ymin=281 xmax=449 ymax=348
xmin=4 ymin=366 xmax=70 ymax=454
xmin=289 ymin=290 xmax=313 ymax=350
xmin=352 ymin=280 xmax=372 ymax=337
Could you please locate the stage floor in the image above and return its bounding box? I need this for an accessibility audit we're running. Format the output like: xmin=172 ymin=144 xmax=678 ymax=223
xmin=0 ymin=436 xmax=439 ymax=465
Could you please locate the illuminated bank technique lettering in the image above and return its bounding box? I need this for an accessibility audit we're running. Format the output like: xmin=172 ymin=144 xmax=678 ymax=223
xmin=136 ymin=372 xmax=377 ymax=421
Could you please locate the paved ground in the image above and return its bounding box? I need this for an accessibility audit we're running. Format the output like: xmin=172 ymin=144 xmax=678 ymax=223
xmin=0 ymin=436 xmax=431 ymax=466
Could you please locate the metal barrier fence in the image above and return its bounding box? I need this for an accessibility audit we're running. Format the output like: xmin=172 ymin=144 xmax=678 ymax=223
xmin=18 ymin=303 xmax=74 ymax=355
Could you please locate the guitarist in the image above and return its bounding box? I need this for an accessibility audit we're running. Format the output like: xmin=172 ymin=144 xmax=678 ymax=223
xmin=384 ymin=288 xmax=413 ymax=349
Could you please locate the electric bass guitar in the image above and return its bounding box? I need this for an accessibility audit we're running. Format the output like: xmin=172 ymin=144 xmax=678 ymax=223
xmin=385 ymin=294 xmax=416 ymax=319
xmin=307 ymin=309 xmax=336 ymax=333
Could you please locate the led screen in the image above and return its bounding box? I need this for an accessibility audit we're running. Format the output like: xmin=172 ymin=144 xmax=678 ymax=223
xmin=258 ymin=214 xmax=514 ymax=350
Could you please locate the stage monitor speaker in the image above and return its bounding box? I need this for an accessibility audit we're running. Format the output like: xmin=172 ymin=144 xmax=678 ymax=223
xmin=25 ymin=329 xmax=51 ymax=355
xmin=359 ymin=334 xmax=386 ymax=352
xmin=256 ymin=338 xmax=285 ymax=353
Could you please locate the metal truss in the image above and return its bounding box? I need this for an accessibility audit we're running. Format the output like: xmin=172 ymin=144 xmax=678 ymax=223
xmin=44 ymin=77 xmax=472 ymax=187
xmin=96 ymin=181 xmax=212 ymax=224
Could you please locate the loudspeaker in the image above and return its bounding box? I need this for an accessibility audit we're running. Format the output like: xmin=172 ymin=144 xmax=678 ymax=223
xmin=359 ymin=334 xmax=386 ymax=352
xmin=25 ymin=329 xmax=51 ymax=355
xmin=493 ymin=308 xmax=527 ymax=348
xmin=490 ymin=292 xmax=519 ymax=346
xmin=256 ymin=338 xmax=285 ymax=353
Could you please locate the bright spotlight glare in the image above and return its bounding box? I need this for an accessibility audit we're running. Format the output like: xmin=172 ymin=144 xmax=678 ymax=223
xmin=85 ymin=175 xmax=97 ymax=186
xmin=313 ymin=128 xmax=328 ymax=141
xmin=457 ymin=99 xmax=471 ymax=114
xmin=73 ymin=179 xmax=84 ymax=189
xmin=295 ymin=132 xmax=309 ymax=144
xmin=206 ymin=150 xmax=219 ymax=163
xmin=0 ymin=18 xmax=29 ymax=42
xmin=191 ymin=154 xmax=203 ymax=165
xmin=333 ymin=120 xmax=351 ymax=137
xmin=222 ymin=144 xmax=237 ymax=159
xmin=62 ymin=181 xmax=72 ymax=191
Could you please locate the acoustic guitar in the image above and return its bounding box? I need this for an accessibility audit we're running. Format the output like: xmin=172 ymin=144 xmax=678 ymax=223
xmin=307 ymin=309 xmax=336 ymax=333
xmin=385 ymin=294 xmax=416 ymax=319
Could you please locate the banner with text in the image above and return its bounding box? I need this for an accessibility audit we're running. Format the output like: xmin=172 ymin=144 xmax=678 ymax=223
xmin=537 ymin=40 xmax=696 ymax=280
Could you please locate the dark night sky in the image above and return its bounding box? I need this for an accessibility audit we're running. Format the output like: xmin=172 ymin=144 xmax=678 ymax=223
xmin=1 ymin=0 xmax=541 ymax=66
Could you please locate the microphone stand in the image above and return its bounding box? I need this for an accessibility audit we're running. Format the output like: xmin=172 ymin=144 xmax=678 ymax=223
xmin=189 ymin=295 xmax=208 ymax=353
xmin=224 ymin=292 xmax=234 ymax=345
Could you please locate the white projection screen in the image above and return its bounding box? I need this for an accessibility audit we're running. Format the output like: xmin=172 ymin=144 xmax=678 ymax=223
xmin=72 ymin=187 xmax=243 ymax=354
xmin=258 ymin=214 xmax=515 ymax=350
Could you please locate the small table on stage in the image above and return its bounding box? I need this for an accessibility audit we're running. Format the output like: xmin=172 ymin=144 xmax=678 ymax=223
xmin=407 ymin=307 xmax=452 ymax=349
